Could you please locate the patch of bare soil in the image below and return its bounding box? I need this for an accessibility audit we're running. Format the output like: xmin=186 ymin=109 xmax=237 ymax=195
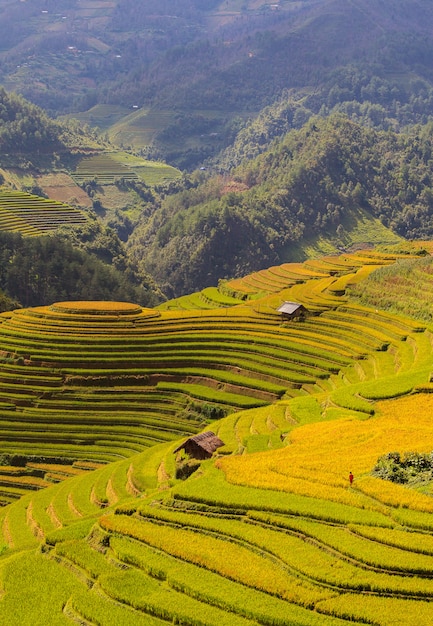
xmin=221 ymin=179 xmax=249 ymax=194
xmin=37 ymin=172 xmax=92 ymax=208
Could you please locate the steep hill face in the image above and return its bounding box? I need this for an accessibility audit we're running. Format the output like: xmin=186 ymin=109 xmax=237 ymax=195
xmin=348 ymin=253 xmax=433 ymax=322
xmin=0 ymin=86 xmax=66 ymax=163
xmin=127 ymin=114 xmax=433 ymax=296
xmin=0 ymin=86 xmax=107 ymax=169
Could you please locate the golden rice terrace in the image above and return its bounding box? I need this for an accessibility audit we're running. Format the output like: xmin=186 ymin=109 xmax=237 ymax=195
xmin=0 ymin=247 xmax=432 ymax=625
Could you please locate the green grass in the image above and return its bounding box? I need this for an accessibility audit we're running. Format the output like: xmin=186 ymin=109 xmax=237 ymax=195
xmin=55 ymin=539 xmax=108 ymax=579
xmin=69 ymin=589 xmax=166 ymax=626
xmin=99 ymin=566 xmax=258 ymax=626
xmin=256 ymin=513 xmax=433 ymax=575
xmin=110 ymin=535 xmax=349 ymax=626
xmin=171 ymin=464 xmax=392 ymax=526
xmin=317 ymin=593 xmax=433 ymax=626
xmin=156 ymin=382 xmax=269 ymax=407
xmin=348 ymin=256 xmax=433 ymax=322
xmin=0 ymin=551 xmax=86 ymax=625
xmin=102 ymin=505 xmax=433 ymax=600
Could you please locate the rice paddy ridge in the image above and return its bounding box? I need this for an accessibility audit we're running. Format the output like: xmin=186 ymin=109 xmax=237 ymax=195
xmin=4 ymin=420 xmax=430 ymax=625
xmin=160 ymin=253 xmax=386 ymax=311
xmin=0 ymin=398 xmax=200 ymax=460
xmin=0 ymin=299 xmax=326 ymax=496
xmin=0 ymin=294 xmax=408 ymax=420
xmin=39 ymin=457 xmax=433 ymax=626
xmin=71 ymin=153 xmax=140 ymax=185
xmin=219 ymin=250 xmax=420 ymax=302
xmin=0 ymin=301 xmax=366 ymax=367
xmin=0 ymin=302 xmax=217 ymax=478
xmin=0 ymin=254 xmax=428 ymax=491
xmin=0 ymin=420 xmax=360 ymax=624
xmin=0 ymin=439 xmax=190 ymax=553
xmin=0 ymin=188 xmax=87 ymax=236
xmin=0 ymin=249 xmax=433 ymax=622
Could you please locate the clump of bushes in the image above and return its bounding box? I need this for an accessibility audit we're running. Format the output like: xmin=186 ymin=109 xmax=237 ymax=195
xmin=182 ymin=401 xmax=229 ymax=422
xmin=175 ymin=459 xmax=201 ymax=480
xmin=372 ymin=451 xmax=433 ymax=484
xmin=0 ymin=453 xmax=76 ymax=467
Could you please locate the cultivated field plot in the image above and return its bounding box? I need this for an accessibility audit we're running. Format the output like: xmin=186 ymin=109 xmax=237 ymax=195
xmin=71 ymin=151 xmax=180 ymax=186
xmin=35 ymin=172 xmax=93 ymax=208
xmin=3 ymin=394 xmax=433 ymax=624
xmin=0 ymin=189 xmax=87 ymax=236
xmin=0 ymin=251 xmax=428 ymax=495
xmin=71 ymin=153 xmax=140 ymax=185
xmin=108 ymin=108 xmax=176 ymax=149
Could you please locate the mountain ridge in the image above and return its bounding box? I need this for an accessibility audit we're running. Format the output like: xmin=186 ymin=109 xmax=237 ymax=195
xmin=2 ymin=0 xmax=433 ymax=167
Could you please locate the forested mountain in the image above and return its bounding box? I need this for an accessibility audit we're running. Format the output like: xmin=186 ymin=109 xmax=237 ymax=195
xmin=0 ymin=86 xmax=106 ymax=168
xmin=0 ymin=83 xmax=432 ymax=305
xmin=0 ymin=87 xmax=63 ymax=155
xmin=127 ymin=115 xmax=433 ymax=296
xmin=1 ymin=1 xmax=433 ymax=302
xmin=2 ymin=0 xmax=433 ymax=166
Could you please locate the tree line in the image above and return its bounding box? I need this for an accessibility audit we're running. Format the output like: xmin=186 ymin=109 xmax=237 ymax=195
xmin=0 ymin=232 xmax=162 ymax=311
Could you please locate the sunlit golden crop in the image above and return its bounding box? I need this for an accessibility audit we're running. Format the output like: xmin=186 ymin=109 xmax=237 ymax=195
xmin=218 ymin=393 xmax=433 ymax=511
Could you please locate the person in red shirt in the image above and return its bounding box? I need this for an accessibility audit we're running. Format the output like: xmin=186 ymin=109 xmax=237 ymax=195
xmin=349 ymin=471 xmax=354 ymax=485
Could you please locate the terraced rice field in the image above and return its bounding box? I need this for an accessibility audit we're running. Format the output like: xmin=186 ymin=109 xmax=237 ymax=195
xmin=0 ymin=251 xmax=427 ymax=483
xmin=0 ymin=249 xmax=432 ymax=623
xmin=72 ymin=151 xmax=180 ymax=185
xmin=0 ymin=189 xmax=87 ymax=236
xmin=107 ymin=108 xmax=176 ymax=149
xmin=72 ymin=153 xmax=140 ymax=185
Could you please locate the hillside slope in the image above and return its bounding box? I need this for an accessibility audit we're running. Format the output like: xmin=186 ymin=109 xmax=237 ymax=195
xmin=0 ymin=249 xmax=432 ymax=623
xmin=127 ymin=114 xmax=433 ymax=296
xmin=79 ymin=0 xmax=433 ymax=166
xmin=2 ymin=1 xmax=433 ymax=165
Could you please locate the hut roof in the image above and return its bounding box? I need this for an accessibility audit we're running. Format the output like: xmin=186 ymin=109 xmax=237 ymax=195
xmin=173 ymin=431 xmax=224 ymax=455
xmin=277 ymin=301 xmax=305 ymax=315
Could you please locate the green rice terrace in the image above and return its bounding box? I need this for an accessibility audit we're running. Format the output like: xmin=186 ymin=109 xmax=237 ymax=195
xmin=0 ymin=247 xmax=433 ymax=624
xmin=71 ymin=152 xmax=181 ymax=186
xmin=0 ymin=188 xmax=87 ymax=236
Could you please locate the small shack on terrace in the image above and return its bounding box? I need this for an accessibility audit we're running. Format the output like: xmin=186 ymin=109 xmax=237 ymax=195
xmin=173 ymin=431 xmax=225 ymax=460
xmin=277 ymin=301 xmax=308 ymax=321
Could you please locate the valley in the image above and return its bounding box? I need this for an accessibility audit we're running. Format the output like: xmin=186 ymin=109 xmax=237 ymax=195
xmin=0 ymin=1 xmax=432 ymax=623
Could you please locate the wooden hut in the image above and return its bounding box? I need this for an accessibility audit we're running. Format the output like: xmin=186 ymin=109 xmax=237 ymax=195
xmin=173 ymin=431 xmax=225 ymax=460
xmin=277 ymin=301 xmax=308 ymax=321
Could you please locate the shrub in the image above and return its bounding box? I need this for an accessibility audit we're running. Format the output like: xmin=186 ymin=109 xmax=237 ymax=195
xmin=175 ymin=459 xmax=201 ymax=480
xmin=372 ymin=451 xmax=433 ymax=484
